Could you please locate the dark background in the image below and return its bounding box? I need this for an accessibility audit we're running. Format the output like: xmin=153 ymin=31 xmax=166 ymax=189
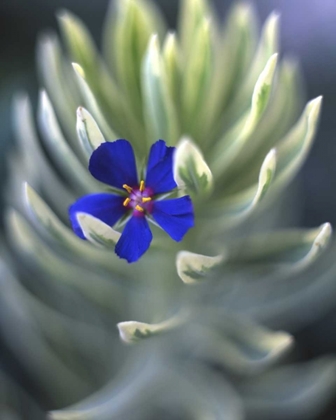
xmin=1 ymin=0 xmax=336 ymax=418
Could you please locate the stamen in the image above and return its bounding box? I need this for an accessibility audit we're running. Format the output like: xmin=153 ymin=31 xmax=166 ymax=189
xmin=123 ymin=197 xmax=131 ymax=207
xmin=139 ymin=180 xmax=145 ymax=192
xmin=135 ymin=205 xmax=144 ymax=212
xmin=123 ymin=184 xmax=133 ymax=194
xmin=142 ymin=197 xmax=152 ymax=203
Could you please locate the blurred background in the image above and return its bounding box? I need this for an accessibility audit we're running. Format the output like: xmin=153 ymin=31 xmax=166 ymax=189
xmin=1 ymin=0 xmax=336 ymax=418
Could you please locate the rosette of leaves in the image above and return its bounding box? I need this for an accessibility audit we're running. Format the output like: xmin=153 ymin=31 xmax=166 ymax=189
xmin=2 ymin=0 xmax=336 ymax=419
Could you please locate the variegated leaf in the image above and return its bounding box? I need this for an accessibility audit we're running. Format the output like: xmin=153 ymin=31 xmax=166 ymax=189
xmin=118 ymin=313 xmax=185 ymax=344
xmin=212 ymin=54 xmax=278 ymax=176
xmin=72 ymin=63 xmax=118 ymax=140
xmin=193 ymin=317 xmax=293 ymax=375
xmin=23 ymin=183 xmax=125 ymax=275
xmin=162 ymin=32 xmax=181 ymax=105
xmin=174 ymin=137 xmax=213 ymax=196
xmin=58 ymin=10 xmax=98 ymax=77
xmin=141 ymin=35 xmax=179 ymax=145
xmin=76 ymin=106 xmax=105 ymax=159
xmin=226 ymin=223 xmax=332 ymax=271
xmin=273 ymin=96 xmax=322 ymax=191
xmin=210 ymin=148 xmax=276 ymax=226
xmin=38 ymin=91 xmax=99 ymax=194
xmin=176 ymin=251 xmax=224 ymax=284
xmin=181 ymin=17 xmax=213 ymax=139
xmin=76 ymin=213 xmax=121 ymax=248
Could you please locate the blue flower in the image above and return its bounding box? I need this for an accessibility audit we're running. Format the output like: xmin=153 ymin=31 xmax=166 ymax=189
xmin=69 ymin=139 xmax=194 ymax=263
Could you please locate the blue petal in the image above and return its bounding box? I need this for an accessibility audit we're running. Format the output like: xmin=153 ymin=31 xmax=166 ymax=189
xmin=115 ymin=216 xmax=153 ymax=263
xmin=145 ymin=140 xmax=177 ymax=194
xmin=152 ymin=196 xmax=194 ymax=241
xmin=69 ymin=193 xmax=125 ymax=239
xmin=89 ymin=140 xmax=138 ymax=189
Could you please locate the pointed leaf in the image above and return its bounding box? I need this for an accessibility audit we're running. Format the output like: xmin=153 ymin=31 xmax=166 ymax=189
xmin=212 ymin=54 xmax=278 ymax=176
xmin=226 ymin=223 xmax=332 ymax=270
xmin=176 ymin=251 xmax=224 ymax=284
xmin=273 ymin=96 xmax=322 ymax=190
xmin=141 ymin=35 xmax=179 ymax=145
xmin=291 ymin=223 xmax=332 ymax=271
xmin=58 ymin=9 xmax=143 ymax=144
xmin=103 ymin=0 xmax=165 ymax=120
xmin=193 ymin=317 xmax=293 ymax=375
xmin=13 ymin=95 xmax=75 ymax=216
xmin=118 ymin=313 xmax=185 ymax=344
xmin=162 ymin=32 xmax=181 ymax=105
xmin=222 ymin=57 xmax=303 ymax=187
xmin=37 ymin=34 xmax=80 ymax=150
xmin=181 ymin=17 xmax=213 ymax=138
xmin=173 ymin=137 xmax=213 ymax=196
xmin=23 ymin=183 xmax=125 ymax=274
xmin=248 ymin=12 xmax=280 ymax=86
xmin=178 ymin=0 xmax=213 ymax=55
xmin=76 ymin=213 xmax=120 ymax=248
xmin=72 ymin=63 xmax=117 ymax=140
xmin=58 ymin=10 xmax=98 ymax=77
xmin=228 ymin=11 xmax=280 ymax=118
xmin=201 ymin=3 xmax=258 ymax=141
xmin=210 ymin=148 xmax=277 ymax=227
xmin=38 ymin=91 xmax=99 ymax=195
xmin=76 ymin=106 xmax=105 ymax=160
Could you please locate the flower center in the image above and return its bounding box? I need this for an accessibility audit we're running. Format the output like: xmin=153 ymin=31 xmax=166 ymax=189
xmin=122 ymin=181 xmax=153 ymax=214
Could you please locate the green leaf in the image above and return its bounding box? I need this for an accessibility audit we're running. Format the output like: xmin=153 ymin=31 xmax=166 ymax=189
xmin=162 ymin=32 xmax=181 ymax=106
xmin=117 ymin=321 xmax=159 ymax=344
xmin=209 ymin=148 xmax=277 ymax=227
xmin=173 ymin=137 xmax=213 ymax=196
xmin=13 ymin=95 xmax=75 ymax=216
xmin=180 ymin=17 xmax=213 ymax=139
xmin=76 ymin=107 xmax=105 ymax=160
xmin=255 ymin=11 xmax=280 ymax=67
xmin=141 ymin=35 xmax=179 ymax=145
xmin=72 ymin=63 xmax=118 ymax=141
xmin=37 ymin=34 xmax=80 ymax=152
xmin=117 ymin=313 xmax=186 ymax=344
xmin=212 ymin=54 xmax=278 ymax=177
xmin=221 ymin=57 xmax=303 ymax=190
xmin=202 ymin=3 xmax=258 ymax=142
xmin=273 ymin=96 xmax=322 ymax=191
xmin=58 ymin=8 xmax=117 ymax=96
xmin=103 ymin=0 xmax=165 ymax=121
xmin=178 ymin=0 xmax=212 ymax=55
xmin=227 ymin=11 xmax=280 ymax=119
xmin=193 ymin=317 xmax=293 ymax=375
xmin=76 ymin=213 xmax=121 ymax=248
xmin=38 ymin=91 xmax=100 ymax=195
xmin=246 ymin=52 xmax=278 ymax=130
xmin=58 ymin=10 xmax=98 ymax=77
xmin=23 ymin=183 xmax=125 ymax=274
xmin=177 ymin=224 xmax=331 ymax=284
xmin=225 ymin=223 xmax=332 ymax=270
xmin=176 ymin=251 xmax=224 ymax=284
xmin=59 ymin=9 xmax=134 ymax=142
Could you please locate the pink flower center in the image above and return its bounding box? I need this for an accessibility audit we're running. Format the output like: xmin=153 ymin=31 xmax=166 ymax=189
xmin=122 ymin=181 xmax=153 ymax=216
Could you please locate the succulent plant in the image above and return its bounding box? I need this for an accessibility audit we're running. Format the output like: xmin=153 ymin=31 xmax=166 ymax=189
xmin=2 ymin=0 xmax=336 ymax=418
